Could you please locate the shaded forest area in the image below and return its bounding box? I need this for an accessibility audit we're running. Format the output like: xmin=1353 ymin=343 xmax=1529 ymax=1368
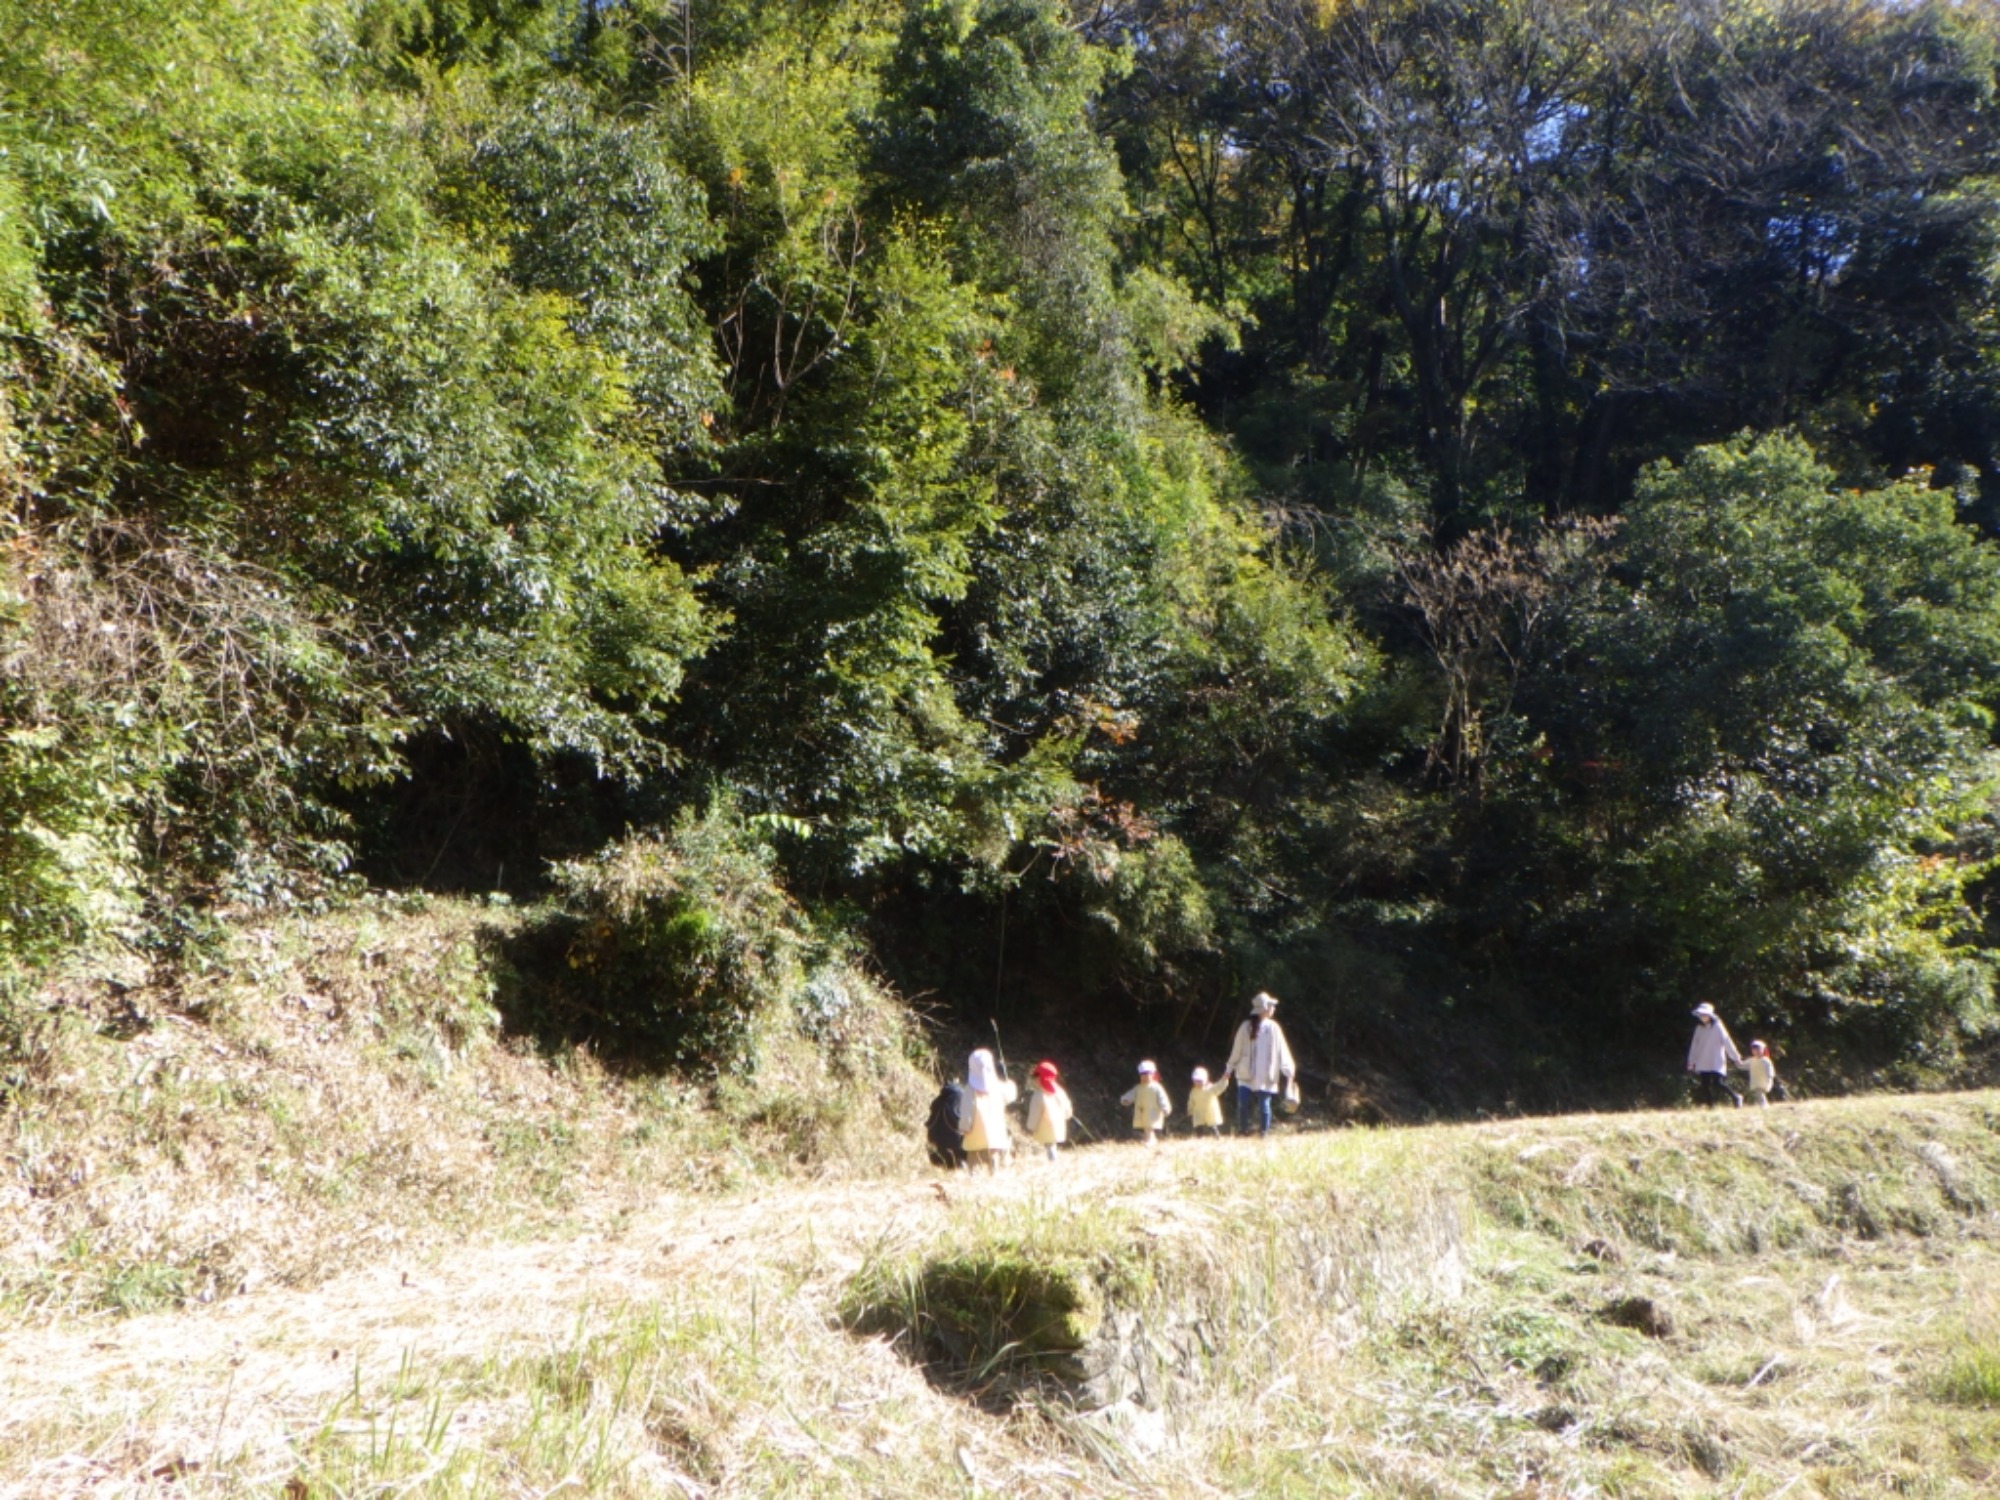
xmin=9 ymin=0 xmax=2000 ymax=1110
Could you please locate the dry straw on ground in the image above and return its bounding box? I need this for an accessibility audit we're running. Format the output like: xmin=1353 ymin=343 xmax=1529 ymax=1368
xmin=3 ymin=902 xmax=1998 ymax=1496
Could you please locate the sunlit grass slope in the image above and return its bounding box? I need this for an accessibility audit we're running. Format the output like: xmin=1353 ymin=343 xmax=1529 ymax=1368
xmin=7 ymin=1085 xmax=1995 ymax=1497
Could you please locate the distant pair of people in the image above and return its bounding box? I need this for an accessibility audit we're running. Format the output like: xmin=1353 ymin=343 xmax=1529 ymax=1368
xmin=1687 ymin=1002 xmax=1781 ymax=1106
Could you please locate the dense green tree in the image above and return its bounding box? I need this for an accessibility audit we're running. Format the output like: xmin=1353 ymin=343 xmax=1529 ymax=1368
xmin=1 ymin=0 xmax=714 ymax=917
xmin=1461 ymin=437 xmax=2000 ymax=1050
xmin=9 ymin=0 xmax=2000 ymax=1097
xmin=1097 ymin=0 xmax=2000 ymax=524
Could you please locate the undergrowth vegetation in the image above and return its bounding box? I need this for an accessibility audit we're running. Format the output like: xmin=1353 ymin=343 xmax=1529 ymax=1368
xmin=528 ymin=801 xmax=912 ymax=1080
xmin=1932 ymin=1286 xmax=2000 ymax=1411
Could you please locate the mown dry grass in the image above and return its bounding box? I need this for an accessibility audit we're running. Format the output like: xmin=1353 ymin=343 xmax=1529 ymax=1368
xmin=3 ymin=1088 xmax=1997 ymax=1498
xmin=0 ymin=894 xmax=928 ymax=1322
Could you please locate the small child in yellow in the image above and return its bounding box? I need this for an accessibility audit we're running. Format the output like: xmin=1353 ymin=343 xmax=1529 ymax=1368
xmin=1120 ymin=1060 xmax=1172 ymax=1146
xmin=1024 ymin=1059 xmax=1073 ymax=1162
xmin=1745 ymin=1040 xmax=1779 ymax=1106
xmin=1187 ymin=1066 xmax=1228 ymax=1136
xmin=956 ymin=1047 xmax=1018 ymax=1172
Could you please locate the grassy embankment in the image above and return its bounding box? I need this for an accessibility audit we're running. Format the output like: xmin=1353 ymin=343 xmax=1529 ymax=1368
xmin=1 ymin=898 xmax=1997 ymax=1497
xmin=0 ymin=894 xmax=930 ymax=1319
xmin=260 ymin=1097 xmax=1999 ymax=1499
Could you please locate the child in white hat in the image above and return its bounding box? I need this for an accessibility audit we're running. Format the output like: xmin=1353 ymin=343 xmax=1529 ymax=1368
xmin=1744 ymin=1040 xmax=1778 ymax=1106
xmin=1120 ymin=1060 xmax=1172 ymax=1147
xmin=956 ymin=1047 xmax=1019 ymax=1171
xmin=1187 ymin=1066 xmax=1228 ymax=1136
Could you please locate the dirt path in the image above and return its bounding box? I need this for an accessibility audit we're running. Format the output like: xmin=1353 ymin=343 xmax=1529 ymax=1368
xmin=0 ymin=1140 xmax=1217 ymax=1494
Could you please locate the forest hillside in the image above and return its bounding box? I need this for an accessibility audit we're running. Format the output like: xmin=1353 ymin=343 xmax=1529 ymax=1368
xmin=6 ymin=12 xmax=2000 ymax=1493
xmin=12 ymin=0 xmax=2000 ymax=1108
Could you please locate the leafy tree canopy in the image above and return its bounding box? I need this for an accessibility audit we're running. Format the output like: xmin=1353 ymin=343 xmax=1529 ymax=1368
xmin=9 ymin=0 xmax=2000 ymax=1101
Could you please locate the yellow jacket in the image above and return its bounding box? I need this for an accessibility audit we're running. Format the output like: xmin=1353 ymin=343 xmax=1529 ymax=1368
xmin=1187 ymin=1079 xmax=1228 ymax=1129
xmin=1025 ymin=1085 xmax=1072 ymax=1145
xmin=1120 ymin=1079 xmax=1172 ymax=1130
xmin=959 ymin=1077 xmax=1018 ymax=1152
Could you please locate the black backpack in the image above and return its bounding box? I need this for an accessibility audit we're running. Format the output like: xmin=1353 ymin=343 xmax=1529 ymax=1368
xmin=926 ymin=1080 xmax=968 ymax=1168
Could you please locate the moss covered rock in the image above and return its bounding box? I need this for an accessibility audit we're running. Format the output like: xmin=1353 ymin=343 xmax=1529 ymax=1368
xmin=844 ymin=1245 xmax=1130 ymax=1386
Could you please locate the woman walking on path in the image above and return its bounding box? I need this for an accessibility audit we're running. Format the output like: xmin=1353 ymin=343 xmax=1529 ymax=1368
xmin=1686 ymin=1002 xmax=1743 ymax=1107
xmin=1224 ymin=992 xmax=1295 ymax=1137
xmin=957 ymin=1047 xmax=1018 ymax=1170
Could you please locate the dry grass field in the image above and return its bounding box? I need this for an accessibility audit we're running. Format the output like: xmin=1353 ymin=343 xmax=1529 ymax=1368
xmin=2 ymin=902 xmax=1996 ymax=1496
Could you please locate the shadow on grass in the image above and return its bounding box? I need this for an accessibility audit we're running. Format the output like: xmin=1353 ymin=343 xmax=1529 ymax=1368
xmin=476 ymin=907 xmax=692 ymax=1077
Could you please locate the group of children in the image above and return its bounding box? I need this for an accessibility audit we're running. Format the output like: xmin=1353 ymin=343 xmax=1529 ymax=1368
xmin=943 ymin=994 xmax=1791 ymax=1174
xmin=942 ymin=1055 xmax=1239 ymax=1173
xmin=1116 ymin=1060 xmax=1234 ymax=1147
xmin=938 ymin=991 xmax=1300 ymax=1172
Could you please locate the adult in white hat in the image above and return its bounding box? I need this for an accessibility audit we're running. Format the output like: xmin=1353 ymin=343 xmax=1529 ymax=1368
xmin=1223 ymin=991 xmax=1295 ymax=1136
xmin=1686 ymin=1002 xmax=1743 ymax=1107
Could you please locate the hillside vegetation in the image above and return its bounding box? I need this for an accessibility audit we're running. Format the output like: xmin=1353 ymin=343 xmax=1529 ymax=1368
xmin=11 ymin=8 xmax=2000 ymax=1493
xmin=0 ymin=895 xmax=931 ymax=1321
xmin=10 ymin=0 xmax=2000 ymax=1092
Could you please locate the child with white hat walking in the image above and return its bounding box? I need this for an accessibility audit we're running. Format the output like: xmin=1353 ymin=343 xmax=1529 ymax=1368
xmin=1744 ymin=1040 xmax=1779 ymax=1106
xmin=1120 ymin=1061 xmax=1172 ymax=1147
xmin=1187 ymin=1066 xmax=1228 ymax=1136
xmin=957 ymin=1047 xmax=1019 ymax=1170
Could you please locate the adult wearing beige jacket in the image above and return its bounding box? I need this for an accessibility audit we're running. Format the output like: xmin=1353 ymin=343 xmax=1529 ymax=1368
xmin=1224 ymin=991 xmax=1295 ymax=1136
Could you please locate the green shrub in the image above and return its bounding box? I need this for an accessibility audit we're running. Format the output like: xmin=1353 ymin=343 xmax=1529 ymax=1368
xmin=0 ymin=536 xmax=142 ymax=969
xmin=844 ymin=1247 xmax=1120 ymax=1384
xmin=547 ymin=802 xmax=807 ymax=1069
xmin=543 ymin=799 xmax=925 ymax=1078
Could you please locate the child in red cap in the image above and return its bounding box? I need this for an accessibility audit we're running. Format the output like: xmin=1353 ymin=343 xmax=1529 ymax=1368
xmin=1025 ymin=1060 xmax=1074 ymax=1162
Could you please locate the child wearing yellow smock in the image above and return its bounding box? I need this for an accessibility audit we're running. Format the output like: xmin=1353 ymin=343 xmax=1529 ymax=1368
xmin=957 ymin=1047 xmax=1018 ymax=1171
xmin=1024 ymin=1059 xmax=1073 ymax=1162
xmin=1745 ymin=1040 xmax=1778 ymax=1106
xmin=1187 ymin=1066 xmax=1228 ymax=1136
xmin=1120 ymin=1060 xmax=1172 ymax=1147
